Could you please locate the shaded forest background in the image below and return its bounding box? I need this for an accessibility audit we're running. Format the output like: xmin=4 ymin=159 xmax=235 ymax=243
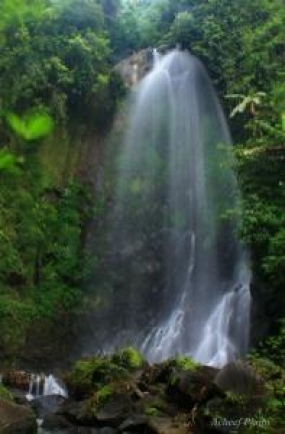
xmin=0 ymin=0 xmax=284 ymax=368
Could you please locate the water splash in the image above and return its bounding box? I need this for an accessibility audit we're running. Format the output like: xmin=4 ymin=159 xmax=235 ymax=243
xmin=105 ymin=49 xmax=251 ymax=367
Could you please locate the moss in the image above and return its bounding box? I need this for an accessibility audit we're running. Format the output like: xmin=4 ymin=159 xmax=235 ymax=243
xmin=68 ymin=355 xmax=128 ymax=399
xmin=0 ymin=384 xmax=14 ymax=401
xmin=79 ymin=384 xmax=116 ymax=422
xmin=169 ymin=355 xmax=199 ymax=371
xmin=96 ymin=384 xmax=115 ymax=406
xmin=112 ymin=347 xmax=144 ymax=371
xmin=144 ymin=406 xmax=162 ymax=417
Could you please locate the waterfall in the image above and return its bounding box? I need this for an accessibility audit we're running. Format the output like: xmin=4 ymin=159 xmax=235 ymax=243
xmin=26 ymin=374 xmax=67 ymax=401
xmin=105 ymin=49 xmax=251 ymax=367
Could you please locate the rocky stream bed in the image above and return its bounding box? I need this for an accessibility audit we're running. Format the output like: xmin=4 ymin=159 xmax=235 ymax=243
xmin=0 ymin=348 xmax=284 ymax=434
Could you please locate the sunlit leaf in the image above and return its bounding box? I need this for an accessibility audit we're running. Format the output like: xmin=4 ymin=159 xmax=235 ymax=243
xmin=24 ymin=113 xmax=54 ymax=140
xmin=6 ymin=114 xmax=26 ymax=139
xmin=6 ymin=111 xmax=54 ymax=140
xmin=0 ymin=148 xmax=22 ymax=174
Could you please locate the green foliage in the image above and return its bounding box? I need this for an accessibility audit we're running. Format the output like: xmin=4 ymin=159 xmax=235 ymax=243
xmin=169 ymin=355 xmax=198 ymax=372
xmin=226 ymin=92 xmax=267 ymax=118
xmin=144 ymin=406 xmax=161 ymax=417
xmin=6 ymin=111 xmax=54 ymax=141
xmin=246 ymin=355 xmax=285 ymax=432
xmin=112 ymin=347 xmax=144 ymax=371
xmin=0 ymin=0 xmax=124 ymax=363
xmin=0 ymin=0 xmax=283 ymax=372
xmin=236 ymin=142 xmax=285 ymax=332
xmin=0 ymin=384 xmax=14 ymax=401
xmin=0 ymin=163 xmax=94 ymax=359
xmin=0 ymin=148 xmax=22 ymax=175
xmin=96 ymin=384 xmax=114 ymax=406
xmin=69 ymin=355 xmax=129 ymax=399
xmin=253 ymin=320 xmax=285 ymax=366
xmin=132 ymin=0 xmax=284 ymax=142
xmin=282 ymin=113 xmax=285 ymax=132
xmin=0 ymin=0 xmax=120 ymax=128
xmin=0 ymin=295 xmax=37 ymax=356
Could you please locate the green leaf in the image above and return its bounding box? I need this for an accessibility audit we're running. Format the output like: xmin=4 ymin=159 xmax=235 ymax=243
xmin=6 ymin=113 xmax=27 ymax=139
xmin=0 ymin=148 xmax=21 ymax=174
xmin=6 ymin=111 xmax=54 ymax=141
xmin=24 ymin=112 xmax=54 ymax=140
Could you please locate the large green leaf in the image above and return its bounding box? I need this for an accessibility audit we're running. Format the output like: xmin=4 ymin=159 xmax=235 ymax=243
xmin=0 ymin=148 xmax=22 ymax=174
xmin=6 ymin=111 xmax=54 ymax=140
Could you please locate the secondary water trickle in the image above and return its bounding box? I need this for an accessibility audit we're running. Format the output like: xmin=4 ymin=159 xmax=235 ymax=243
xmin=26 ymin=374 xmax=67 ymax=401
xmin=106 ymin=49 xmax=251 ymax=367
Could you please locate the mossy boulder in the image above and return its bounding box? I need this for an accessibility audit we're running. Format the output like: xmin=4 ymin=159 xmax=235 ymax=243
xmin=67 ymin=355 xmax=129 ymax=399
xmin=55 ymin=352 xmax=284 ymax=434
xmin=141 ymin=355 xmax=200 ymax=386
xmin=0 ymin=385 xmax=14 ymax=402
xmin=111 ymin=347 xmax=144 ymax=371
xmin=214 ymin=361 xmax=265 ymax=398
xmin=67 ymin=348 xmax=145 ymax=401
xmin=167 ymin=366 xmax=221 ymax=410
xmin=168 ymin=356 xmax=199 ymax=372
xmin=196 ymin=360 xmax=278 ymax=433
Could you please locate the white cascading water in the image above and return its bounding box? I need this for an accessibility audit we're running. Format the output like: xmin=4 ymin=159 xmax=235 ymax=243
xmin=26 ymin=374 xmax=67 ymax=401
xmin=106 ymin=49 xmax=251 ymax=367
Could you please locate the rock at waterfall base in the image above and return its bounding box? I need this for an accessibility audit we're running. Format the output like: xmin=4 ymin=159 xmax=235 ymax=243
xmin=0 ymin=399 xmax=37 ymax=434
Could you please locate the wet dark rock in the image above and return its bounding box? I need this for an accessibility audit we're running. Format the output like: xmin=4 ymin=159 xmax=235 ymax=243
xmin=0 ymin=399 xmax=37 ymax=434
xmin=76 ymin=428 xmax=100 ymax=434
xmin=42 ymin=414 xmax=74 ymax=430
xmin=119 ymin=415 xmax=148 ymax=432
xmin=59 ymin=400 xmax=96 ymax=425
xmin=99 ymin=428 xmax=118 ymax=434
xmin=31 ymin=394 xmax=66 ymax=418
xmin=8 ymin=389 xmax=29 ymax=406
xmin=2 ymin=352 xmax=276 ymax=434
xmin=135 ymin=393 xmax=176 ymax=418
xmin=167 ymin=367 xmax=222 ymax=409
xmin=96 ymin=393 xmax=135 ymax=426
xmin=214 ymin=361 xmax=265 ymax=397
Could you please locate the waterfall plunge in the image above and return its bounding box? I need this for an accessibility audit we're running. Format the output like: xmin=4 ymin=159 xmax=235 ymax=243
xmin=107 ymin=50 xmax=251 ymax=367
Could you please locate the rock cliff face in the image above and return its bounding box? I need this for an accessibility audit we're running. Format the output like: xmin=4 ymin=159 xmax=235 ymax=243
xmin=114 ymin=49 xmax=154 ymax=88
xmin=38 ymin=128 xmax=106 ymax=191
xmin=37 ymin=49 xmax=151 ymax=189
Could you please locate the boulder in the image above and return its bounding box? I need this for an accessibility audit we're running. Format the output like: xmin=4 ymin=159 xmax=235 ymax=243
xmin=30 ymin=394 xmax=66 ymax=418
xmin=59 ymin=400 xmax=96 ymax=425
xmin=167 ymin=367 xmax=222 ymax=409
xmin=0 ymin=399 xmax=37 ymax=434
xmin=96 ymin=393 xmax=135 ymax=426
xmin=214 ymin=362 xmax=265 ymax=397
xmin=2 ymin=371 xmax=30 ymax=391
xmin=99 ymin=428 xmax=117 ymax=434
xmin=147 ymin=417 xmax=189 ymax=434
xmin=119 ymin=415 xmax=148 ymax=432
xmin=41 ymin=414 xmax=74 ymax=430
